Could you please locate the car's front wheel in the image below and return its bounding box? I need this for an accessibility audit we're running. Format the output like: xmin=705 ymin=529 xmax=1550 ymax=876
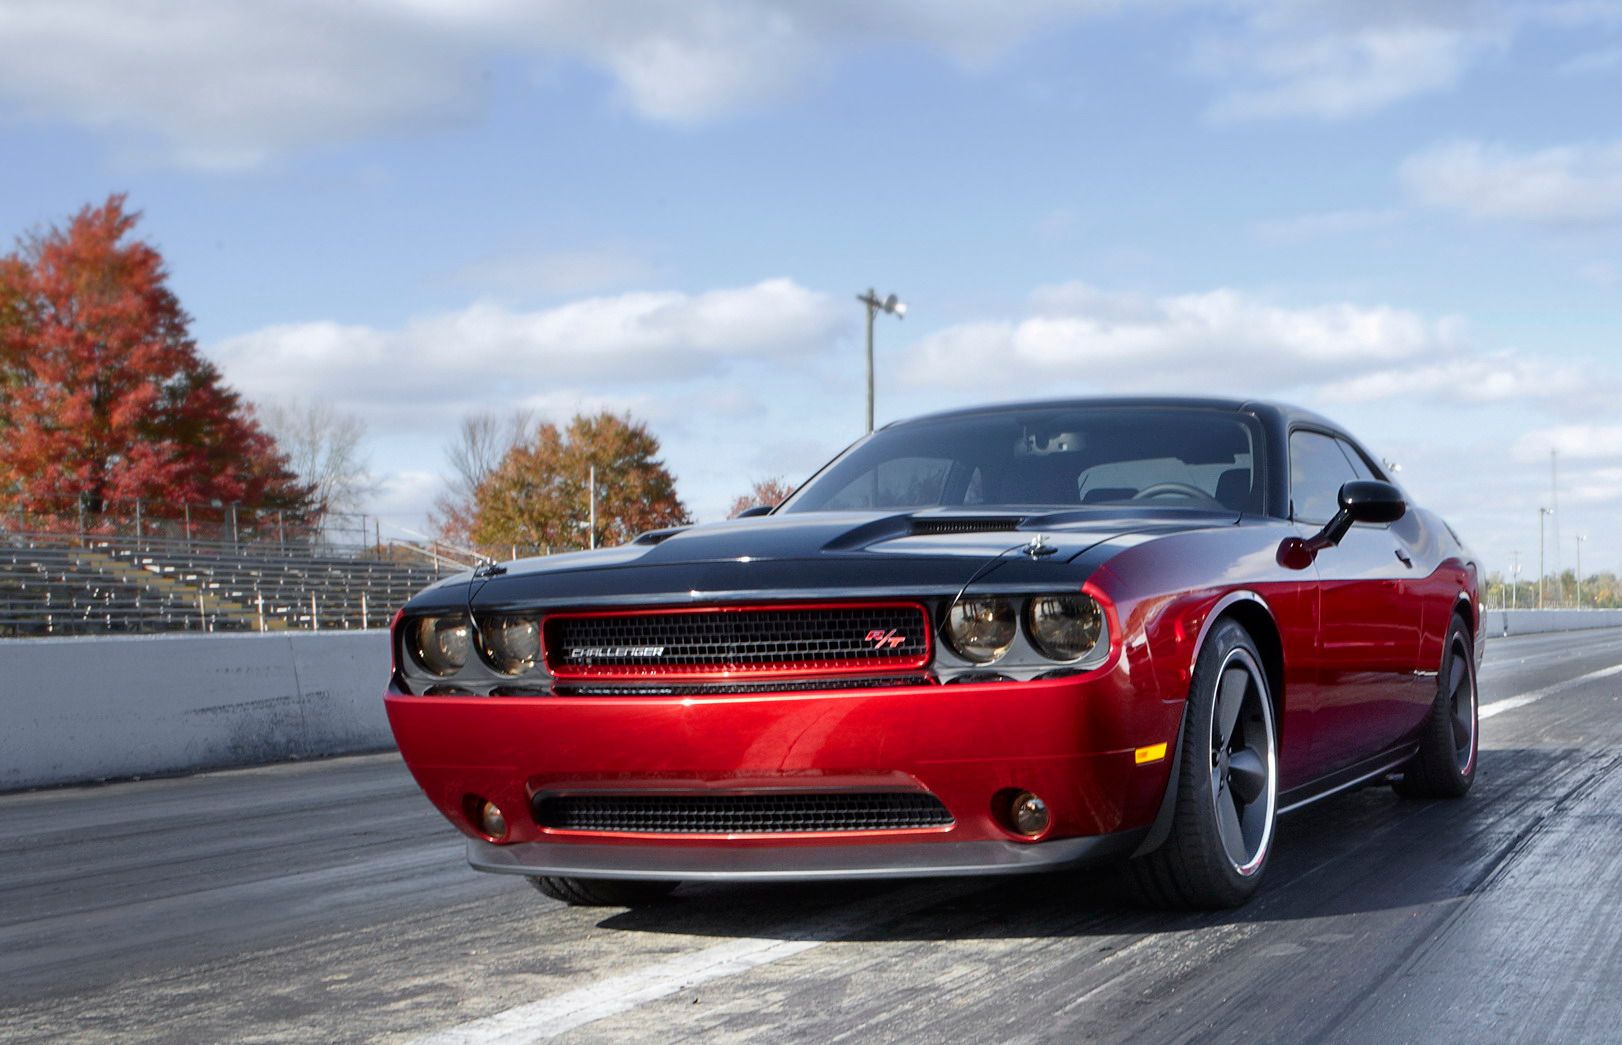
xmin=529 ymin=876 xmax=679 ymax=907
xmin=1126 ymin=619 xmax=1279 ymax=909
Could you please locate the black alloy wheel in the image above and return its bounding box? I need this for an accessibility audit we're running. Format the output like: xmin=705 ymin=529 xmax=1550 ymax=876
xmin=1126 ymin=618 xmax=1279 ymax=909
xmin=1395 ymin=616 xmax=1478 ymax=799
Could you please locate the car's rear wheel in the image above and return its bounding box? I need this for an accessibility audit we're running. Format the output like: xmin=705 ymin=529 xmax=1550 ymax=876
xmin=1126 ymin=619 xmax=1278 ymax=909
xmin=529 ymin=876 xmax=679 ymax=907
xmin=1394 ymin=617 xmax=1477 ymax=799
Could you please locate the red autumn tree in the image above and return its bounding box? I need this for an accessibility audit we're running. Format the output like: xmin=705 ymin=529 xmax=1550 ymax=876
xmin=0 ymin=195 xmax=309 ymax=522
xmin=727 ymin=477 xmax=796 ymax=518
xmin=470 ymin=411 xmax=689 ymax=554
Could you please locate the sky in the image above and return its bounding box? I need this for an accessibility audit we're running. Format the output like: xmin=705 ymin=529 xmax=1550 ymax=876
xmin=1 ymin=0 xmax=1620 ymax=583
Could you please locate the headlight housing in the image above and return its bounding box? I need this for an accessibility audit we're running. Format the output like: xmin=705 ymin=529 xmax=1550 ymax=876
xmin=1024 ymin=594 xmax=1104 ymax=662
xmin=408 ymin=615 xmax=470 ymax=676
xmin=479 ymin=615 xmax=541 ymax=675
xmin=944 ymin=597 xmax=1017 ymax=663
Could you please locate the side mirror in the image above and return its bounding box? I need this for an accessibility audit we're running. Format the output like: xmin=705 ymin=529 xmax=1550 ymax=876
xmin=735 ymin=505 xmax=774 ymax=518
xmin=1314 ymin=480 xmax=1406 ymax=547
xmin=1277 ymin=480 xmax=1406 ymax=569
xmin=1338 ymin=480 xmax=1406 ymax=525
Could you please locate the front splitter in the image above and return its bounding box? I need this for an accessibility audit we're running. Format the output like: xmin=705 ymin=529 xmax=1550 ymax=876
xmin=467 ymin=831 xmax=1144 ymax=882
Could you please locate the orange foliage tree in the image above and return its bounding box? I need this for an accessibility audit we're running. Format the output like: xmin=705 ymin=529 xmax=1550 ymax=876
xmin=470 ymin=411 xmax=689 ymax=554
xmin=727 ymin=477 xmax=796 ymax=518
xmin=0 ymin=196 xmax=309 ymax=523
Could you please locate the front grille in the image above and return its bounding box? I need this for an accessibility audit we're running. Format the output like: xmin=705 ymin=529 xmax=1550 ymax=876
xmin=543 ymin=603 xmax=930 ymax=678
xmin=535 ymin=792 xmax=954 ymax=833
xmin=555 ymin=674 xmax=935 ymax=697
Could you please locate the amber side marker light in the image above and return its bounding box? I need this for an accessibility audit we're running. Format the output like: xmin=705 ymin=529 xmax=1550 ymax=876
xmin=1135 ymin=743 xmax=1168 ymax=765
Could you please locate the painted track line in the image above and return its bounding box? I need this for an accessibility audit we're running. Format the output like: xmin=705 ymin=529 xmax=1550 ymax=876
xmin=1480 ymin=663 xmax=1622 ymax=721
xmin=409 ymin=884 xmax=968 ymax=1045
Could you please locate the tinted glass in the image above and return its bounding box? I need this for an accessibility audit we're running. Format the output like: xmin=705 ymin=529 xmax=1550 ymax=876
xmin=821 ymin=456 xmax=953 ymax=509
xmin=1337 ymin=438 xmax=1376 ymax=480
xmin=781 ymin=408 xmax=1262 ymax=513
xmin=1290 ymin=430 xmax=1358 ymax=523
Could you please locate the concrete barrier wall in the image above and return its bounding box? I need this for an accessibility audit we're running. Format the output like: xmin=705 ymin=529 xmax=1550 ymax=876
xmin=0 ymin=631 xmax=393 ymax=792
xmin=1483 ymin=608 xmax=1622 ymax=637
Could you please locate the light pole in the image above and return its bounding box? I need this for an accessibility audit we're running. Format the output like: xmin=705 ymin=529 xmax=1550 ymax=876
xmin=1551 ymin=449 xmax=1560 ymax=600
xmin=858 ymin=288 xmax=906 ymax=433
xmin=1576 ymin=533 xmax=1586 ymax=607
xmin=1538 ymin=507 xmax=1553 ymax=609
xmin=1509 ymin=550 xmax=1519 ymax=610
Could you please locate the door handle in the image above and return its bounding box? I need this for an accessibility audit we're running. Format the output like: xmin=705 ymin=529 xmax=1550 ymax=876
xmin=1394 ymin=549 xmax=1413 ymax=568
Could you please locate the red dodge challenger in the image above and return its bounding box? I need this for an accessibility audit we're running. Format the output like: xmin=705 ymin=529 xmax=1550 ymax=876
xmin=386 ymin=398 xmax=1481 ymax=909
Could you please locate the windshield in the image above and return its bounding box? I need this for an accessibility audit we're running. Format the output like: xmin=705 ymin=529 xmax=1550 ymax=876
xmin=780 ymin=407 xmax=1264 ymax=514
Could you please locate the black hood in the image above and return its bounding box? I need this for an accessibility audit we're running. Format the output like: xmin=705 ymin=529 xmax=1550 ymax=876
xmin=406 ymin=507 xmax=1240 ymax=614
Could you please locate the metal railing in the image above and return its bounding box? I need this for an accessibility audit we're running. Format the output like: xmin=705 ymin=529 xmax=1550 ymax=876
xmin=1 ymin=530 xmax=460 ymax=638
xmin=2 ymin=495 xmax=381 ymax=552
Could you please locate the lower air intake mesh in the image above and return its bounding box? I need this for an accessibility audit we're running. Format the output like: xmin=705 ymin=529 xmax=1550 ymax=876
xmin=535 ymin=792 xmax=954 ymax=833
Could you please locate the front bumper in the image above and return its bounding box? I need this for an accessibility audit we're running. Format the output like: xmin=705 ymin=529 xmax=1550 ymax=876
xmin=468 ymin=830 xmax=1146 ymax=881
xmin=386 ymin=666 xmax=1181 ymax=878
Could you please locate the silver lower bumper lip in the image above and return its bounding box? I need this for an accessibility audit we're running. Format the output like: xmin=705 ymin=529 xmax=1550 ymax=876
xmin=466 ymin=831 xmax=1143 ymax=882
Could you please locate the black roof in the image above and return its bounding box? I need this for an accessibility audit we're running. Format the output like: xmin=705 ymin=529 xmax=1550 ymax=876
xmin=886 ymin=396 xmax=1351 ymax=437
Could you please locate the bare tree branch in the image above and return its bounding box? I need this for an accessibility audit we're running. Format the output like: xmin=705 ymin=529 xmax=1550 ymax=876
xmin=259 ymin=398 xmax=376 ymax=519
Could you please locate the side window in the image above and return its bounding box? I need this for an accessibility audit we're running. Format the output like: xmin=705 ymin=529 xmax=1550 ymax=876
xmin=961 ymin=467 xmax=986 ymax=505
xmin=1335 ymin=439 xmax=1375 ymax=480
xmin=1290 ymin=431 xmax=1357 ymax=524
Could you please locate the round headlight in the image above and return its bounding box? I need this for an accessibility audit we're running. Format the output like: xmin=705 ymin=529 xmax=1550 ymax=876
xmin=945 ymin=597 xmax=1016 ymax=663
xmin=409 ymin=615 xmax=470 ymax=676
xmin=480 ymin=615 xmax=540 ymax=675
xmin=1024 ymin=594 xmax=1103 ymax=662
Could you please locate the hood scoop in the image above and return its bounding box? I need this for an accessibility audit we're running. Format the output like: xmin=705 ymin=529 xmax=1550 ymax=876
xmin=633 ymin=526 xmax=689 ymax=546
xmin=909 ymin=517 xmax=1024 ymax=536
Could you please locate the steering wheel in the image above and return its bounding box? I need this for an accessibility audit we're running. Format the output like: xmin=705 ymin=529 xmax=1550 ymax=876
xmin=1131 ymin=481 xmax=1225 ymax=508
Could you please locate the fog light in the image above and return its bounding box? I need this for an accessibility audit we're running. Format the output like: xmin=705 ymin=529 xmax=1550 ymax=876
xmin=479 ymin=800 xmax=507 ymax=839
xmin=1010 ymin=791 xmax=1049 ymax=836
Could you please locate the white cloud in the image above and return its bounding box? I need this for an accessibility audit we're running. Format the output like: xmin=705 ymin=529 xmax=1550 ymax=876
xmin=903 ymin=282 xmax=1465 ymax=395
xmin=0 ymin=2 xmax=480 ymax=169
xmin=208 ymin=278 xmax=844 ymax=417
xmin=1401 ymin=139 xmax=1622 ymax=225
xmin=1318 ymin=354 xmax=1588 ymax=404
xmin=897 ymin=281 xmax=1613 ymax=422
xmin=0 ymin=0 xmax=1108 ymax=167
xmin=1199 ymin=2 xmax=1505 ymax=122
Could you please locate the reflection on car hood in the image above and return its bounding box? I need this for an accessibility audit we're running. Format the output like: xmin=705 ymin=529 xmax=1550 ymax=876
xmin=410 ymin=507 xmax=1241 ymax=611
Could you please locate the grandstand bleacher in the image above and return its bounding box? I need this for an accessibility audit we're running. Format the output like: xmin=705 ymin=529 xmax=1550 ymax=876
xmin=0 ymin=532 xmax=463 ymax=637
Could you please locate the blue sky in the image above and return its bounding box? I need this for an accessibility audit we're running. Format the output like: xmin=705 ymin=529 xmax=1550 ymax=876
xmin=2 ymin=1 xmax=1620 ymax=582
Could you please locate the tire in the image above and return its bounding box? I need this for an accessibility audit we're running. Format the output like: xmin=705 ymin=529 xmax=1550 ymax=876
xmin=1126 ymin=619 xmax=1279 ymax=910
xmin=529 ymin=876 xmax=679 ymax=907
xmin=1394 ymin=617 xmax=1477 ymax=799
